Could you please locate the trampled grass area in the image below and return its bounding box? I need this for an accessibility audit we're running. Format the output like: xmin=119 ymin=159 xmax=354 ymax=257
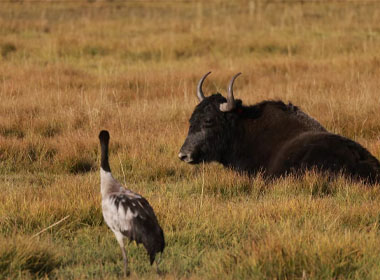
xmin=1 ymin=1 xmax=380 ymax=279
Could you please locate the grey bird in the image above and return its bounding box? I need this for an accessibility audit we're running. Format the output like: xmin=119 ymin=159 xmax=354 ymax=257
xmin=98 ymin=130 xmax=165 ymax=277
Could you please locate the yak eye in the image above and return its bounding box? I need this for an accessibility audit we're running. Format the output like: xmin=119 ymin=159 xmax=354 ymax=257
xmin=204 ymin=118 xmax=214 ymax=127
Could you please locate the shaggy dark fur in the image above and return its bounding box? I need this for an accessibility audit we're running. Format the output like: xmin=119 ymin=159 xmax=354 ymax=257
xmin=179 ymin=94 xmax=380 ymax=184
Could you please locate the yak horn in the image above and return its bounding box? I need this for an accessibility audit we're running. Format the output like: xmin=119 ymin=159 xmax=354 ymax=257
xmin=197 ymin=71 xmax=211 ymax=102
xmin=220 ymin=72 xmax=241 ymax=112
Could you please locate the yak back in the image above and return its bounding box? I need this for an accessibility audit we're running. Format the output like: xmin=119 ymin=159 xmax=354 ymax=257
xmin=268 ymin=131 xmax=380 ymax=183
xmin=225 ymin=100 xmax=326 ymax=173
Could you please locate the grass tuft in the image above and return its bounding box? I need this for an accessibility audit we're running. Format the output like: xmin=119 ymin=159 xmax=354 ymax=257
xmin=1 ymin=42 xmax=16 ymax=58
xmin=67 ymin=158 xmax=95 ymax=174
xmin=0 ymin=236 xmax=62 ymax=279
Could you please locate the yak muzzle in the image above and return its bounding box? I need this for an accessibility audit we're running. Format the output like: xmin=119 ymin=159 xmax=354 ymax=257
xmin=178 ymin=152 xmax=195 ymax=164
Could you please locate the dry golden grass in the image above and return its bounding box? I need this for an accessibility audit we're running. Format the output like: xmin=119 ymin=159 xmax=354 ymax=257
xmin=1 ymin=1 xmax=380 ymax=279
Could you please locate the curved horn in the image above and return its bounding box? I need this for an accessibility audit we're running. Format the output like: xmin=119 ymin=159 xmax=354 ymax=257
xmin=197 ymin=71 xmax=211 ymax=102
xmin=220 ymin=72 xmax=241 ymax=112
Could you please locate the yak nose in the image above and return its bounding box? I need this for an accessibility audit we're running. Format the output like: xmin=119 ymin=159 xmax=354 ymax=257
xmin=178 ymin=152 xmax=192 ymax=162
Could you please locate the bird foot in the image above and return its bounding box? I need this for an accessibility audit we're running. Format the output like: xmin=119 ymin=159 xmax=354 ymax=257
xmin=123 ymin=269 xmax=130 ymax=278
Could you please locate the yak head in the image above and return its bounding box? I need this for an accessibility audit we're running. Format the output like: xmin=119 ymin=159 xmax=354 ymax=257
xmin=178 ymin=72 xmax=242 ymax=164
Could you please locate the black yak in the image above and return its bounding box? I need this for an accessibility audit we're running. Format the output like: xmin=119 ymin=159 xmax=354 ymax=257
xmin=178 ymin=72 xmax=380 ymax=184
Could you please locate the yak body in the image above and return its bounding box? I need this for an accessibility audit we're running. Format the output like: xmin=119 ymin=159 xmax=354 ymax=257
xmin=179 ymin=93 xmax=380 ymax=184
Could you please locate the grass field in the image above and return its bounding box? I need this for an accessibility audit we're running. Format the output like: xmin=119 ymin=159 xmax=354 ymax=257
xmin=1 ymin=0 xmax=380 ymax=279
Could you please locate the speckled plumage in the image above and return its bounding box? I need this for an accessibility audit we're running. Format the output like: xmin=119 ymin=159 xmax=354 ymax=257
xmin=99 ymin=130 xmax=165 ymax=276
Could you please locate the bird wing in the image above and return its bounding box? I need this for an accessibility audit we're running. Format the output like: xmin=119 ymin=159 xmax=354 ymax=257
xmin=102 ymin=193 xmax=137 ymax=234
xmin=102 ymin=191 xmax=165 ymax=263
xmin=102 ymin=191 xmax=159 ymax=233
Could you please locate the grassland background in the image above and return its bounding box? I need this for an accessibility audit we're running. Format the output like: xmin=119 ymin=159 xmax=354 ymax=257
xmin=1 ymin=0 xmax=380 ymax=279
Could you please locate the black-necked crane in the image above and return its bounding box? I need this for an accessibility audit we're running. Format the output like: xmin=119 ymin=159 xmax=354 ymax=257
xmin=98 ymin=130 xmax=165 ymax=277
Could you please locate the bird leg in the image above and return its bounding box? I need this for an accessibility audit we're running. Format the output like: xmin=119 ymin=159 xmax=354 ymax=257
xmin=155 ymin=254 xmax=163 ymax=275
xmin=115 ymin=233 xmax=129 ymax=277
xmin=120 ymin=245 xmax=129 ymax=278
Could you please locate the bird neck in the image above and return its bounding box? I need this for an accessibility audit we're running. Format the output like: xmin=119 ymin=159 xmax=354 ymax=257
xmin=100 ymin=142 xmax=111 ymax=173
xmin=100 ymin=168 xmax=120 ymax=197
